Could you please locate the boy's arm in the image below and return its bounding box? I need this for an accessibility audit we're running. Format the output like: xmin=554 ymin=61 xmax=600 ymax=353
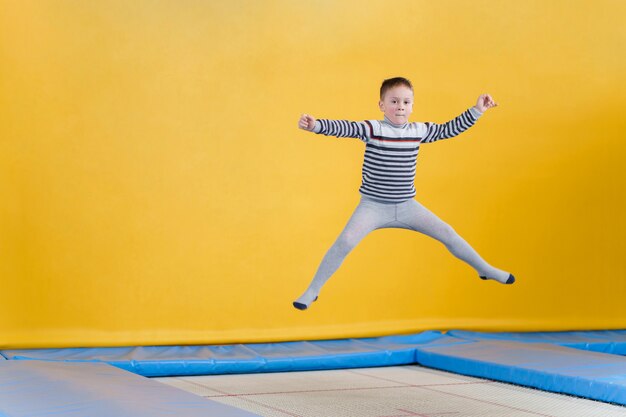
xmin=298 ymin=113 xmax=370 ymax=142
xmin=421 ymin=94 xmax=497 ymax=144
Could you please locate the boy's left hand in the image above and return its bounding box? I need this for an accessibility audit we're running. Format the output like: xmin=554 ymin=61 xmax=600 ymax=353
xmin=475 ymin=94 xmax=498 ymax=113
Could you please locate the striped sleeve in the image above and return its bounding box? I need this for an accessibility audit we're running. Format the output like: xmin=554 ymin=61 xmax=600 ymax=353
xmin=313 ymin=119 xmax=371 ymax=142
xmin=420 ymin=107 xmax=482 ymax=144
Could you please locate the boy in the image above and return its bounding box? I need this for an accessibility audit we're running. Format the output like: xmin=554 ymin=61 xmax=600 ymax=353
xmin=294 ymin=77 xmax=514 ymax=310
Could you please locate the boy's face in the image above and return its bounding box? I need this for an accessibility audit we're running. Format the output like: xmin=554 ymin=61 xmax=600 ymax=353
xmin=379 ymin=85 xmax=414 ymax=125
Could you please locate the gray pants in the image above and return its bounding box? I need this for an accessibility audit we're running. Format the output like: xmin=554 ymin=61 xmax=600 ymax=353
xmin=301 ymin=196 xmax=499 ymax=299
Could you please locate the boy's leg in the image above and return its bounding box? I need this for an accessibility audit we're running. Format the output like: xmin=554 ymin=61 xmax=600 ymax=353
xmin=397 ymin=199 xmax=513 ymax=284
xmin=293 ymin=199 xmax=392 ymax=310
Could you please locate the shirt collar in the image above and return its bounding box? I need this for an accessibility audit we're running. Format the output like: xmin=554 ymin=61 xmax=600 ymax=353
xmin=383 ymin=116 xmax=408 ymax=128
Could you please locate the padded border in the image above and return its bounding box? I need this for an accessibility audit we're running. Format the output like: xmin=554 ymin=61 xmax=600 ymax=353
xmin=1 ymin=331 xmax=446 ymax=377
xmin=0 ymin=361 xmax=261 ymax=417
xmin=3 ymin=330 xmax=625 ymax=406
xmin=448 ymin=329 xmax=626 ymax=354
xmin=415 ymin=339 xmax=626 ymax=406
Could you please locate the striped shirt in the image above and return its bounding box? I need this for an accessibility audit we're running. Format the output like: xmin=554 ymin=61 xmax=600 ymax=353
xmin=313 ymin=107 xmax=482 ymax=203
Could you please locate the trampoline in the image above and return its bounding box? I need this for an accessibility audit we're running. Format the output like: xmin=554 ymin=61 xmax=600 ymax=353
xmin=1 ymin=330 xmax=625 ymax=416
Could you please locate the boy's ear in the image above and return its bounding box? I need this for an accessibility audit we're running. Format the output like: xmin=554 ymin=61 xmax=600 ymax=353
xmin=378 ymin=100 xmax=384 ymax=111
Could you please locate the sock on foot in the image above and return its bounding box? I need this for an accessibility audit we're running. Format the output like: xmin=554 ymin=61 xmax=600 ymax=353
xmin=293 ymin=295 xmax=318 ymax=311
xmin=480 ymin=273 xmax=515 ymax=285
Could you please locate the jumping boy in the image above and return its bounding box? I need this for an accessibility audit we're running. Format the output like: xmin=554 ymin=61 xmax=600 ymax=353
xmin=294 ymin=77 xmax=514 ymax=310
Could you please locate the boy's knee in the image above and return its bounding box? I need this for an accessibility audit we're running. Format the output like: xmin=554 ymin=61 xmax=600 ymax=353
xmin=437 ymin=224 xmax=458 ymax=242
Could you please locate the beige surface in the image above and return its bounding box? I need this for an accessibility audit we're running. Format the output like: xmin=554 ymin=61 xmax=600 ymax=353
xmin=155 ymin=365 xmax=626 ymax=417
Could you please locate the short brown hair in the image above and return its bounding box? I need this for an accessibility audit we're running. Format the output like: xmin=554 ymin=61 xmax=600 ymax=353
xmin=380 ymin=77 xmax=413 ymax=99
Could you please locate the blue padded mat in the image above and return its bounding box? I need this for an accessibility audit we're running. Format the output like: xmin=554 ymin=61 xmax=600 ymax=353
xmin=1 ymin=331 xmax=446 ymax=377
xmin=449 ymin=329 xmax=626 ymax=354
xmin=415 ymin=339 xmax=626 ymax=406
xmin=3 ymin=330 xmax=626 ymax=406
xmin=0 ymin=361 xmax=260 ymax=417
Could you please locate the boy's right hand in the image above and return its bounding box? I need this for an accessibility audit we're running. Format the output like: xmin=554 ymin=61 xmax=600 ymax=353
xmin=298 ymin=114 xmax=316 ymax=131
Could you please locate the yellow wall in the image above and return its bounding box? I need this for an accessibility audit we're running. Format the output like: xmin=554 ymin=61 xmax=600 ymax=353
xmin=1 ymin=0 xmax=625 ymax=348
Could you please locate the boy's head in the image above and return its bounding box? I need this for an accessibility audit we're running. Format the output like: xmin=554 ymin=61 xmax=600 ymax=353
xmin=379 ymin=77 xmax=414 ymax=125
xmin=380 ymin=77 xmax=413 ymax=100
